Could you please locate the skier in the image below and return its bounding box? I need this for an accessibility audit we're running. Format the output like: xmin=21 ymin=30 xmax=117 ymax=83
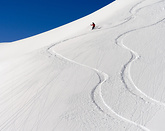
xmin=91 ymin=22 xmax=95 ymax=30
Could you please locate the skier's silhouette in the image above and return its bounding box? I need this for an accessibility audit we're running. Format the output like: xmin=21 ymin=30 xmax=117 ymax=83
xmin=91 ymin=22 xmax=95 ymax=30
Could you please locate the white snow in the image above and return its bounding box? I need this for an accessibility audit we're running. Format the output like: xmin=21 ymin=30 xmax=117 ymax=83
xmin=0 ymin=0 xmax=165 ymax=130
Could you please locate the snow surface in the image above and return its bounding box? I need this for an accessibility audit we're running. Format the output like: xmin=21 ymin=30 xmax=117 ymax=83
xmin=0 ymin=0 xmax=165 ymax=130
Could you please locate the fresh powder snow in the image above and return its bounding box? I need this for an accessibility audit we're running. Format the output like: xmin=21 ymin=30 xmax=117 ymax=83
xmin=0 ymin=0 xmax=165 ymax=130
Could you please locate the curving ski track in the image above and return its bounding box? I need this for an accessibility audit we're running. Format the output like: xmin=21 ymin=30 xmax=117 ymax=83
xmin=44 ymin=0 xmax=165 ymax=131
xmin=47 ymin=42 xmax=149 ymax=131
xmin=115 ymin=0 xmax=165 ymax=108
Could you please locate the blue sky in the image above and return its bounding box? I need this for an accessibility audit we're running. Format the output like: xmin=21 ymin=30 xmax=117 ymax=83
xmin=0 ymin=0 xmax=115 ymax=42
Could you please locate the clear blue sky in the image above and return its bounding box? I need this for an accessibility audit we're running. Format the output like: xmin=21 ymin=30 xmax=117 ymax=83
xmin=0 ymin=0 xmax=115 ymax=42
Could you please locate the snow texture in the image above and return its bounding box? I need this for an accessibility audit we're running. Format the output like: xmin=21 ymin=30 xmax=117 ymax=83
xmin=0 ymin=0 xmax=165 ymax=130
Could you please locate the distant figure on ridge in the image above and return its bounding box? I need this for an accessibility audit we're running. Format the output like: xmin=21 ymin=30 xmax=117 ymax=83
xmin=91 ymin=22 xmax=95 ymax=30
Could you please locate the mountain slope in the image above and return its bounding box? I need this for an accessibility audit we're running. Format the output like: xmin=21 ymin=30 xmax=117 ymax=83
xmin=0 ymin=0 xmax=165 ymax=130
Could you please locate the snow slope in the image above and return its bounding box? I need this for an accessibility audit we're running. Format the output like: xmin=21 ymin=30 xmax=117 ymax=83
xmin=1 ymin=0 xmax=165 ymax=130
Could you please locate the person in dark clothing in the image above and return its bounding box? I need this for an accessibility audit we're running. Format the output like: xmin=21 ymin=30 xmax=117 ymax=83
xmin=91 ymin=22 xmax=95 ymax=30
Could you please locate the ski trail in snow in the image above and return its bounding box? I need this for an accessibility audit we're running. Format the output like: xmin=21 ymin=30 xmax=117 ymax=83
xmin=47 ymin=43 xmax=149 ymax=130
xmin=111 ymin=0 xmax=145 ymax=28
xmin=116 ymin=18 xmax=165 ymax=107
xmin=43 ymin=1 xmax=165 ymax=130
xmin=116 ymin=0 xmax=165 ymax=109
xmin=111 ymin=0 xmax=164 ymax=29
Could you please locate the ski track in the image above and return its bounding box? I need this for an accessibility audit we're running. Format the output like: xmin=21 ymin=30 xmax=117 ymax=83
xmin=47 ymin=42 xmax=149 ymax=131
xmin=43 ymin=0 xmax=165 ymax=131
xmin=46 ymin=2 xmax=151 ymax=130
xmin=115 ymin=0 xmax=165 ymax=108
xmin=110 ymin=0 xmax=164 ymax=29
